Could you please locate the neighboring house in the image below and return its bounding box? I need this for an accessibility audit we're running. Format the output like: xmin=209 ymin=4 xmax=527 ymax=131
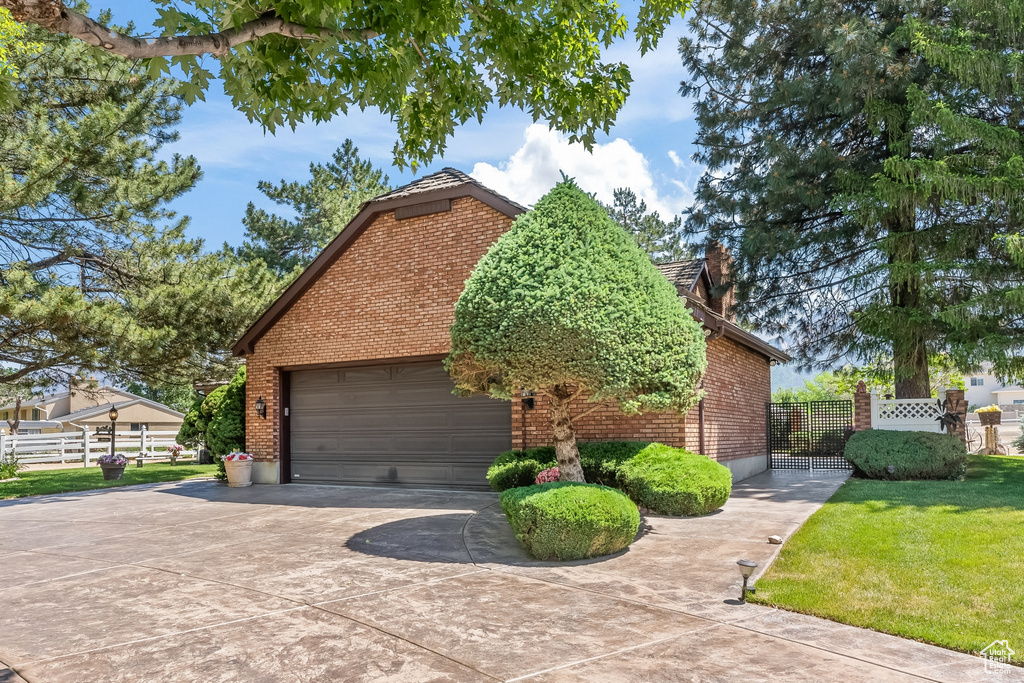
xmin=965 ymin=364 xmax=1024 ymax=409
xmin=0 ymin=385 xmax=185 ymax=435
xmin=233 ymin=169 xmax=791 ymax=489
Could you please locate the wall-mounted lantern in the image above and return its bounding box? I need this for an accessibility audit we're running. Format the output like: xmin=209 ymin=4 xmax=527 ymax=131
xmin=255 ymin=395 xmax=267 ymax=419
xmin=520 ymin=388 xmax=535 ymax=410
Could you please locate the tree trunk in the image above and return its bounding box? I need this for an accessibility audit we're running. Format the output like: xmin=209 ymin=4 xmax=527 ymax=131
xmin=887 ymin=212 xmax=931 ymax=399
xmin=6 ymin=397 xmax=22 ymax=436
xmin=547 ymin=385 xmax=585 ymax=482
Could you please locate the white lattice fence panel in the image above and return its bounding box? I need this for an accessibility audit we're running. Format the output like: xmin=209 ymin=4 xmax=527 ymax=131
xmin=873 ymin=397 xmax=943 ymax=432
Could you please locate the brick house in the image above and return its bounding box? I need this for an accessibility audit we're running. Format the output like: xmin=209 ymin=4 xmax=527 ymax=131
xmin=232 ymin=169 xmax=790 ymax=488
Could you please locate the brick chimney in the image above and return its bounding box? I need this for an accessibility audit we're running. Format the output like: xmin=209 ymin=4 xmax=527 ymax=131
xmin=705 ymin=241 xmax=736 ymax=322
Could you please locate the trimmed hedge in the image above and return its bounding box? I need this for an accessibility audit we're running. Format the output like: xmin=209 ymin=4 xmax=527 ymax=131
xmin=844 ymin=429 xmax=967 ymax=480
xmin=617 ymin=445 xmax=732 ymax=515
xmin=500 ymin=482 xmax=641 ymax=561
xmin=487 ymin=441 xmax=652 ymax=492
xmin=489 ymin=441 xmax=732 ymax=517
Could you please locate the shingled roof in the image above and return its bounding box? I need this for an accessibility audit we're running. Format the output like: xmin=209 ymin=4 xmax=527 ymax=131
xmin=369 ymin=168 xmax=528 ymax=212
xmin=656 ymin=259 xmax=707 ymax=292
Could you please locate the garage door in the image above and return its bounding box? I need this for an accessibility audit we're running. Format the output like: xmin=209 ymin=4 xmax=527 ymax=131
xmin=288 ymin=362 xmax=512 ymax=489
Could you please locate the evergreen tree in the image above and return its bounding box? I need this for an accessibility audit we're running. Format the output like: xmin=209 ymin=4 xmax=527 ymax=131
xmin=680 ymin=0 xmax=1024 ymax=397
xmin=236 ymin=141 xmax=391 ymax=276
xmin=606 ymin=188 xmax=693 ymax=263
xmin=447 ymin=181 xmax=706 ymax=481
xmin=0 ymin=22 xmax=279 ymax=394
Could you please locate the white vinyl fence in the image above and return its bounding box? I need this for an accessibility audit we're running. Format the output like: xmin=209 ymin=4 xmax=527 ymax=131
xmin=0 ymin=429 xmax=194 ymax=466
xmin=871 ymin=395 xmax=944 ymax=432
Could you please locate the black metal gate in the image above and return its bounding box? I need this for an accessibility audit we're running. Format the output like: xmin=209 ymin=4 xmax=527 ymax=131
xmin=768 ymin=400 xmax=854 ymax=470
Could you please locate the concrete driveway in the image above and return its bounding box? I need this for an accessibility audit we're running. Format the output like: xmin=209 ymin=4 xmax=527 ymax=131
xmin=0 ymin=472 xmax=1015 ymax=682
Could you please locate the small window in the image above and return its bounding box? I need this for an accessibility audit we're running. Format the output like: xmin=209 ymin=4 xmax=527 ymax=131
xmin=1014 ymin=399 xmax=1024 ymax=405
xmin=1 ymin=411 xmax=7 ymax=420
xmin=31 ymin=408 xmax=40 ymax=420
xmin=130 ymin=423 xmax=149 ymax=431
xmin=970 ymin=377 xmax=985 ymax=386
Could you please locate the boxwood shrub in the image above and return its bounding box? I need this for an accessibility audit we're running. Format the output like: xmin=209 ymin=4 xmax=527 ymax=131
xmin=617 ymin=445 xmax=732 ymax=515
xmin=489 ymin=441 xmax=732 ymax=517
xmin=500 ymin=482 xmax=641 ymax=561
xmin=844 ymin=429 xmax=967 ymax=480
xmin=487 ymin=441 xmax=651 ymax=492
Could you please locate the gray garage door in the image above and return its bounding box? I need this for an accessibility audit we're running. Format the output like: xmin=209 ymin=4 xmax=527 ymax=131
xmin=288 ymin=362 xmax=511 ymax=489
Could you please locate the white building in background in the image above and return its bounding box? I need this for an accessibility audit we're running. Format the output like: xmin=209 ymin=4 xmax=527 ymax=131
xmin=965 ymin=363 xmax=1024 ymax=409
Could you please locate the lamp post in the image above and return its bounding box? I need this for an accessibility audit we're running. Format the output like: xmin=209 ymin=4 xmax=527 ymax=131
xmin=107 ymin=405 xmax=119 ymax=458
xmin=737 ymin=559 xmax=757 ymax=602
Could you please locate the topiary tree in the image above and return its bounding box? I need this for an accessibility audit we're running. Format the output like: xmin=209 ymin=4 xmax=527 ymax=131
xmin=446 ymin=180 xmax=707 ymax=482
xmin=175 ymin=396 xmax=207 ymax=449
xmin=205 ymin=366 xmax=246 ymax=456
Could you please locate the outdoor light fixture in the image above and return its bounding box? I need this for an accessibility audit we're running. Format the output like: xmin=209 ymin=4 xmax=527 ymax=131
xmin=737 ymin=559 xmax=758 ymax=602
xmin=107 ymin=405 xmax=119 ymax=458
xmin=520 ymin=388 xmax=535 ymax=410
xmin=255 ymin=396 xmax=267 ymax=419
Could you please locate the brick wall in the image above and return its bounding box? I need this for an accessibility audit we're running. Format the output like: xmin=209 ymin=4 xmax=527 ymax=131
xmin=245 ymin=197 xmax=514 ymax=463
xmin=512 ymin=336 xmax=771 ymax=463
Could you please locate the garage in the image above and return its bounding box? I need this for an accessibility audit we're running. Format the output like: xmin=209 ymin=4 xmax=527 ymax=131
xmin=287 ymin=361 xmax=512 ymax=489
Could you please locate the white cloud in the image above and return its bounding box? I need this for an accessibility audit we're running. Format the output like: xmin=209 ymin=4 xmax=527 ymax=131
xmin=668 ymin=149 xmax=684 ymax=169
xmin=470 ymin=124 xmax=691 ymax=218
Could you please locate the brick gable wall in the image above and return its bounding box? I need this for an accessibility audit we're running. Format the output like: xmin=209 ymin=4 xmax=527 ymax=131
xmin=511 ymin=336 xmax=770 ymax=461
xmin=245 ymin=197 xmax=514 ymax=463
xmin=245 ymin=196 xmax=772 ymax=470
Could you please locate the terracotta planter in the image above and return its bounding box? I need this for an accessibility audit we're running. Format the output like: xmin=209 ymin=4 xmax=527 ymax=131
xmin=224 ymin=459 xmax=253 ymax=487
xmin=979 ymin=412 xmax=1002 ymax=426
xmin=100 ymin=464 xmax=125 ymax=481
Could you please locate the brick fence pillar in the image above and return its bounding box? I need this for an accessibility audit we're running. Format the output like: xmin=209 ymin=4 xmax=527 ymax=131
xmin=854 ymin=381 xmax=872 ymax=431
xmin=945 ymin=388 xmax=968 ymax=445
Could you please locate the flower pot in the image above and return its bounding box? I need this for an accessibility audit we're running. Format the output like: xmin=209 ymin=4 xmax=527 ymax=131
xmin=979 ymin=412 xmax=1002 ymax=426
xmin=100 ymin=464 xmax=125 ymax=481
xmin=224 ymin=459 xmax=253 ymax=487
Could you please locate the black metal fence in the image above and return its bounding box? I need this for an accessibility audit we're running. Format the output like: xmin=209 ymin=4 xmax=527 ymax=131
xmin=768 ymin=400 xmax=854 ymax=470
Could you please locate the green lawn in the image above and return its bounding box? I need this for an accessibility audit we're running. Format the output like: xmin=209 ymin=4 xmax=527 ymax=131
xmin=0 ymin=463 xmax=219 ymax=500
xmin=752 ymin=454 xmax=1024 ymax=662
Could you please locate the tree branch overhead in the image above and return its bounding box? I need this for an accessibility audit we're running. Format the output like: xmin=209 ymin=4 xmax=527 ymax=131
xmin=2 ymin=1 xmax=377 ymax=59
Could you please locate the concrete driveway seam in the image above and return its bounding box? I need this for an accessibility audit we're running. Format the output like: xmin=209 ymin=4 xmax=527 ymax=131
xmin=14 ymin=605 xmax=307 ymax=668
xmin=505 ymin=630 xmax=711 ymax=681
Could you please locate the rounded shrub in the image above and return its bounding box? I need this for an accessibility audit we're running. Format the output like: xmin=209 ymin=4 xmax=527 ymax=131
xmin=844 ymin=429 xmax=967 ymax=480
xmin=487 ymin=442 xmax=651 ymax=491
xmin=617 ymin=444 xmax=732 ymax=516
xmin=500 ymin=482 xmax=641 ymax=561
xmin=486 ymin=448 xmax=556 ymax=491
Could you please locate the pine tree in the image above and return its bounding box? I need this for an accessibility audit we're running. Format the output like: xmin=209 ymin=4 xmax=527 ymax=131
xmin=606 ymin=188 xmax=693 ymax=263
xmin=681 ymin=0 xmax=1024 ymax=396
xmin=236 ymin=141 xmax=391 ymax=276
xmin=0 ymin=22 xmax=279 ymax=394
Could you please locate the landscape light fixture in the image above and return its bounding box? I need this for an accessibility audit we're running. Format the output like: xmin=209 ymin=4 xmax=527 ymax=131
xmin=107 ymin=405 xmax=119 ymax=457
xmin=255 ymin=396 xmax=267 ymax=419
xmin=737 ymin=559 xmax=757 ymax=602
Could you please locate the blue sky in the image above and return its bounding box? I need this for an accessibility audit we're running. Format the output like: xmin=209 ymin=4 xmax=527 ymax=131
xmin=99 ymin=2 xmax=808 ymax=388
xmin=103 ymin=1 xmax=699 ymax=248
